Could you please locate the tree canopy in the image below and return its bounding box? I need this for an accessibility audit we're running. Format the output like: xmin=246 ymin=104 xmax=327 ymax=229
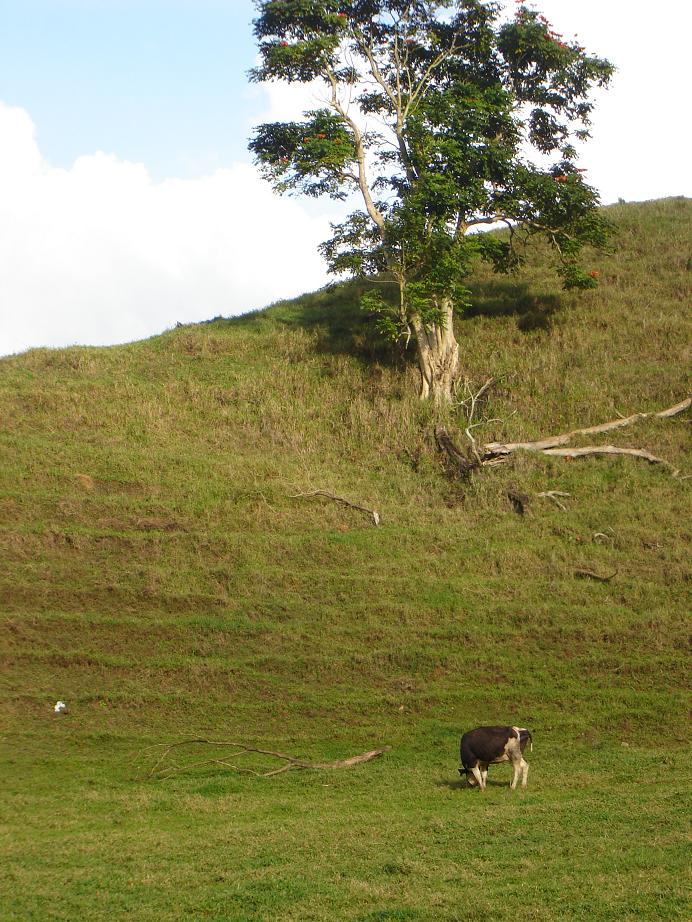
xmin=249 ymin=1 xmax=614 ymax=400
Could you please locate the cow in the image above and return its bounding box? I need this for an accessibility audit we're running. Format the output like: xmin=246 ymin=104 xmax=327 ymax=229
xmin=459 ymin=726 xmax=532 ymax=791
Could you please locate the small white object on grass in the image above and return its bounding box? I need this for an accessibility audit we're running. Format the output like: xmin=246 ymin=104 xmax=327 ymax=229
xmin=54 ymin=700 xmax=67 ymax=713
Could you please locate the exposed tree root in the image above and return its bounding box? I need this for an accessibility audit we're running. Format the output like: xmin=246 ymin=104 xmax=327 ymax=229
xmin=141 ymin=739 xmax=390 ymax=780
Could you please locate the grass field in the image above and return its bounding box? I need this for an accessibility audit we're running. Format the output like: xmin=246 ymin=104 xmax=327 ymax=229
xmin=1 ymin=198 xmax=691 ymax=920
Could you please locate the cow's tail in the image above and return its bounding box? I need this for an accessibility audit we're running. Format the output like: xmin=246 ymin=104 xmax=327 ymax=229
xmin=520 ymin=728 xmax=533 ymax=752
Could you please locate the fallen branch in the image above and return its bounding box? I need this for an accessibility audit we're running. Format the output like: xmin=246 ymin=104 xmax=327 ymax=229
xmin=537 ymin=490 xmax=570 ymax=511
xmin=434 ymin=397 xmax=687 ymax=484
xmin=541 ymin=445 xmax=681 ymax=476
xmin=469 ymin=376 xmax=496 ymax=405
xmin=315 ymin=748 xmax=392 ymax=769
xmin=143 ymin=739 xmax=390 ymax=780
xmin=575 ymin=568 xmax=618 ymax=583
xmin=290 ymin=490 xmax=380 ymax=526
xmin=459 ymin=377 xmax=497 ymax=463
xmin=483 ymin=397 xmax=690 ymax=454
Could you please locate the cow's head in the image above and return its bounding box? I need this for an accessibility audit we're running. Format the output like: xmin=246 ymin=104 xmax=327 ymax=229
xmin=459 ymin=768 xmax=477 ymax=786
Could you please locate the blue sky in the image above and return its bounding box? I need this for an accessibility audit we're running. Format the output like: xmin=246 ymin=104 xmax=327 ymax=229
xmin=0 ymin=0 xmax=260 ymax=179
xmin=1 ymin=1 xmax=690 ymax=355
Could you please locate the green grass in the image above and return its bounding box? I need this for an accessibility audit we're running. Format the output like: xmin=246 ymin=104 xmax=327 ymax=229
xmin=3 ymin=736 xmax=690 ymax=921
xmin=1 ymin=197 xmax=691 ymax=920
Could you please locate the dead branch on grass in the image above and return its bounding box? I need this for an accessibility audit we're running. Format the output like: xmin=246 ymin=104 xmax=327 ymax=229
xmin=537 ymin=490 xmax=571 ymax=511
xmin=592 ymin=531 xmax=613 ymax=543
xmin=459 ymin=377 xmax=496 ymax=463
xmin=541 ymin=445 xmax=681 ymax=475
xmin=290 ymin=490 xmax=380 ymax=526
xmin=483 ymin=397 xmax=690 ymax=454
xmin=457 ymin=377 xmax=516 ymax=468
xmin=142 ymin=739 xmax=390 ymax=780
xmin=479 ymin=397 xmax=689 ymax=476
xmin=574 ymin=568 xmax=618 ymax=583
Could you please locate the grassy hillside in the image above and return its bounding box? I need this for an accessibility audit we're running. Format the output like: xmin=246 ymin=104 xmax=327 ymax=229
xmin=1 ymin=197 xmax=690 ymax=921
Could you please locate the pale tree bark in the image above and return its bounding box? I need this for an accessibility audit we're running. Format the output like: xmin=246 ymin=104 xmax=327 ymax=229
xmin=325 ymin=55 xmax=466 ymax=403
xmin=412 ymin=298 xmax=460 ymax=403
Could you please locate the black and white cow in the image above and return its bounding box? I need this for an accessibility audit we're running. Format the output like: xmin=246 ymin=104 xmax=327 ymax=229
xmin=459 ymin=726 xmax=532 ymax=791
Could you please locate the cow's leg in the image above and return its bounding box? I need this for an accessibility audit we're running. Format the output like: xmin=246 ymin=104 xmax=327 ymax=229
xmin=480 ymin=764 xmax=488 ymax=789
xmin=470 ymin=764 xmax=484 ymax=790
xmin=510 ymin=758 xmax=521 ymax=790
xmin=521 ymin=759 xmax=529 ymax=789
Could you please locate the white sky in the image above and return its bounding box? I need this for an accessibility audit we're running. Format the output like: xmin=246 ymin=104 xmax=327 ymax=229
xmin=0 ymin=101 xmax=339 ymax=356
xmin=0 ymin=0 xmax=690 ymax=357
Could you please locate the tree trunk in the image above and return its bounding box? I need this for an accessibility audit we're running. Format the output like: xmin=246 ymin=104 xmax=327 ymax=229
xmin=412 ymin=298 xmax=460 ymax=403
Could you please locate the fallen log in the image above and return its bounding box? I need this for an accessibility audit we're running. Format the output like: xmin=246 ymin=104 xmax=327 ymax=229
xmin=481 ymin=442 xmax=681 ymax=476
xmin=478 ymin=396 xmax=689 ymax=476
xmin=483 ymin=397 xmax=690 ymax=455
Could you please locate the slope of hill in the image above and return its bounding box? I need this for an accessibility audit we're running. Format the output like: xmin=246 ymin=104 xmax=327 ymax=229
xmin=1 ymin=198 xmax=690 ymax=921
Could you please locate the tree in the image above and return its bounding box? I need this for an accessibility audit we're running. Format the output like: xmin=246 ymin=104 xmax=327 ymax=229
xmin=249 ymin=1 xmax=613 ymax=402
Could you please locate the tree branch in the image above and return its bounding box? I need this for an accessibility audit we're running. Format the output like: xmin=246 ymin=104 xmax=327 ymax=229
xmin=483 ymin=398 xmax=690 ymax=454
xmin=537 ymin=490 xmax=570 ymax=510
xmin=404 ymin=34 xmax=462 ymax=118
xmin=574 ymin=568 xmax=617 ymax=583
xmin=464 ymin=214 xmax=512 ymax=229
xmin=459 ymin=376 xmax=496 ymax=463
xmin=290 ymin=490 xmax=381 ymax=526
xmin=143 ymin=740 xmax=390 ymax=780
xmin=353 ymin=25 xmax=418 ymax=185
xmin=474 ymin=397 xmax=688 ymax=476
xmin=325 ymin=67 xmax=386 ymax=234
xmin=540 ymin=445 xmax=682 ymax=476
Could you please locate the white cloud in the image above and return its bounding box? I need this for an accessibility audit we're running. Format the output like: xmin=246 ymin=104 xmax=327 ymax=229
xmin=248 ymin=73 xmax=331 ymax=127
xmin=510 ymin=0 xmax=692 ymax=205
xmin=0 ymin=101 xmax=340 ymax=356
xmin=3 ymin=2 xmax=690 ymax=358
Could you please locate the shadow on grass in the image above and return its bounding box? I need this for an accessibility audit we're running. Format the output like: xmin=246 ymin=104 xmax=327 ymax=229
xmin=463 ymin=279 xmax=563 ymax=332
xmin=214 ymin=275 xmax=562 ymax=372
xmin=276 ymin=279 xmax=407 ymax=367
xmin=437 ymin=777 xmax=509 ymax=791
xmin=214 ymin=278 xmax=404 ymax=370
